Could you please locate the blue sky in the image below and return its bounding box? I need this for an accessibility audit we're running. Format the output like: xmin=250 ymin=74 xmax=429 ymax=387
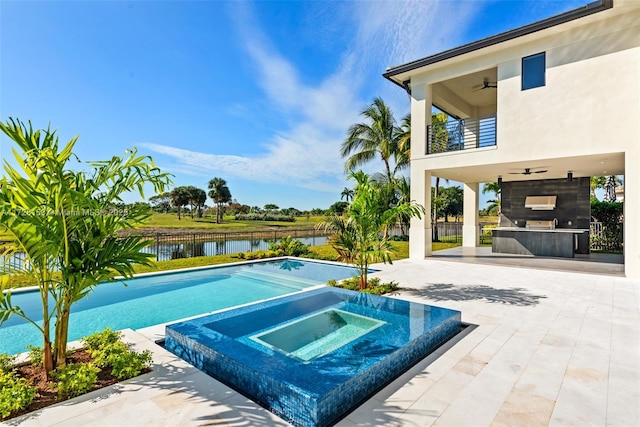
xmin=1 ymin=0 xmax=587 ymax=210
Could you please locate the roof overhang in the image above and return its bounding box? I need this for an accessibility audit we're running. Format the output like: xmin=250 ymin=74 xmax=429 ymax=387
xmin=420 ymin=152 xmax=624 ymax=184
xmin=383 ymin=0 xmax=614 ymax=91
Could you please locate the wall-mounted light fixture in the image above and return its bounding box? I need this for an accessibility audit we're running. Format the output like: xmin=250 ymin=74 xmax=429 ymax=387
xmin=567 ymin=171 xmax=573 ymax=182
xmin=498 ymin=176 xmax=503 ymax=185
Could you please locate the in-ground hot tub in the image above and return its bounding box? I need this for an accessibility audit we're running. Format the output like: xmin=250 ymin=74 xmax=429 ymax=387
xmin=165 ymin=287 xmax=462 ymax=427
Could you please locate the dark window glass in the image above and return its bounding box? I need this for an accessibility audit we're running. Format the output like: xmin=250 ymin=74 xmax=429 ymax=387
xmin=522 ymin=52 xmax=545 ymax=90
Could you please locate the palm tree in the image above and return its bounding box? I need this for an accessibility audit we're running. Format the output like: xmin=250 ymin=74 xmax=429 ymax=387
xmin=0 ymin=118 xmax=170 ymax=373
xmin=169 ymin=186 xmax=190 ymax=220
xmin=208 ymin=178 xmax=232 ymax=223
xmin=427 ymin=111 xmax=450 ymax=153
xmin=394 ymin=113 xmax=411 ymax=175
xmin=341 ymin=97 xmax=406 ymax=184
xmin=431 ymin=176 xmax=451 ymax=242
xmin=395 ymin=176 xmax=412 ymax=235
xmin=590 ymin=176 xmax=607 ymax=200
xmin=149 ymin=192 xmax=171 ymax=213
xmin=341 ymin=187 xmax=355 ymax=202
xmin=317 ymin=170 xmax=424 ymax=290
xmin=315 ymin=214 xmax=358 ymax=262
xmin=184 ymin=186 xmax=199 ymax=218
xmin=369 ymin=172 xmax=400 ymax=238
xmin=188 ymin=187 xmax=207 ymax=218
xmin=482 ymin=181 xmax=502 ymax=215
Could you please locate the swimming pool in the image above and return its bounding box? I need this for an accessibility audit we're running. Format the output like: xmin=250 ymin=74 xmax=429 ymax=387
xmin=0 ymin=259 xmax=362 ymax=355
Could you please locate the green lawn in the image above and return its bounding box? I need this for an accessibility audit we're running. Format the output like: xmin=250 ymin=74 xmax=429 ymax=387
xmin=138 ymin=213 xmax=325 ymax=232
xmin=131 ymin=240 xmax=457 ymax=272
xmin=433 ymin=241 xmax=462 ymax=251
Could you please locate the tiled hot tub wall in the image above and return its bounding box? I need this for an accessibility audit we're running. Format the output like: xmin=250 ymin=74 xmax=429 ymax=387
xmin=165 ymin=288 xmax=462 ymax=427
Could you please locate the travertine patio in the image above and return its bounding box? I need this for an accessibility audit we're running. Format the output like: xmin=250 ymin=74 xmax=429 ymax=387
xmin=5 ymin=256 xmax=639 ymax=426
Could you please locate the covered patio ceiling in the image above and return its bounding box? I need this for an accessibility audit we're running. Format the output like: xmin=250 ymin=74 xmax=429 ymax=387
xmin=433 ymin=68 xmax=498 ymax=115
xmin=425 ymin=152 xmax=625 ymax=184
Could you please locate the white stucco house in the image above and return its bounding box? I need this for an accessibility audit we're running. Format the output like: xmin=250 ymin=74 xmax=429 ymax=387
xmin=383 ymin=0 xmax=639 ymax=278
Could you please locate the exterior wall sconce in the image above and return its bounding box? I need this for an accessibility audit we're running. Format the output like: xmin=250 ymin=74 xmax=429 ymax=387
xmin=567 ymin=172 xmax=573 ymax=182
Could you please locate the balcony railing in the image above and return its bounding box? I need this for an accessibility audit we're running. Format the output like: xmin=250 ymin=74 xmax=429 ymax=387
xmin=426 ymin=116 xmax=496 ymax=154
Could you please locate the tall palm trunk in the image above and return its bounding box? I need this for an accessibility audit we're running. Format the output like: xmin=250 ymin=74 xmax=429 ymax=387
xmin=384 ymin=160 xmax=393 ymax=187
xmin=54 ymin=291 xmax=72 ymax=368
xmin=360 ymin=265 xmax=368 ymax=290
xmin=41 ymin=278 xmax=54 ymax=375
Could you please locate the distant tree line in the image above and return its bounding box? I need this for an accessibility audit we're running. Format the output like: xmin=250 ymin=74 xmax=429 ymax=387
xmin=148 ymin=178 xmax=231 ymax=222
xmin=145 ymin=181 xmax=350 ymax=223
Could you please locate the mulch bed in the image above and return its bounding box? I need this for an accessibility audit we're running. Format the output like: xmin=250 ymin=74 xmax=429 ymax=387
xmin=6 ymin=350 xmax=149 ymax=421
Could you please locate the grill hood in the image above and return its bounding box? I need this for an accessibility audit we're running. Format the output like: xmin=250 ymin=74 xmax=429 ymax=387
xmin=525 ymin=195 xmax=557 ymax=210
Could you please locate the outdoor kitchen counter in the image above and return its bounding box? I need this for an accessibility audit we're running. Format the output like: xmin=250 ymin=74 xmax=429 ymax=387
xmin=492 ymin=227 xmax=589 ymax=258
xmin=493 ymin=227 xmax=589 ymax=233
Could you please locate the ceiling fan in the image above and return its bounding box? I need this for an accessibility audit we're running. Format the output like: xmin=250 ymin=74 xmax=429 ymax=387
xmin=509 ymin=167 xmax=548 ymax=175
xmin=472 ymin=79 xmax=497 ymax=91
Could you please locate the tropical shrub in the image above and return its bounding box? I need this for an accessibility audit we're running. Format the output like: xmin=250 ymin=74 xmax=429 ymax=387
xmin=389 ymin=235 xmax=409 ymax=241
xmin=239 ymin=250 xmax=278 ymax=260
xmin=591 ymin=200 xmax=623 ymax=251
xmin=105 ymin=344 xmax=152 ymax=380
xmin=327 ymin=276 xmax=399 ymax=295
xmin=23 ymin=345 xmax=44 ymax=368
xmin=327 ymin=201 xmax=349 ymax=215
xmin=83 ymin=329 xmax=152 ymax=380
xmin=0 ymin=354 xmax=14 ymax=374
xmin=81 ymin=328 xmax=122 ymax=352
xmin=234 ymin=213 xmax=295 ymax=222
xmin=269 ymin=236 xmax=310 ymax=257
xmin=53 ymin=363 xmax=100 ymax=398
xmin=0 ymin=372 xmax=36 ymax=419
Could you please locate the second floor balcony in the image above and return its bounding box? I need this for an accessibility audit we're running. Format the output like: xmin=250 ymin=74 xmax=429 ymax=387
xmin=427 ymin=115 xmax=496 ymax=155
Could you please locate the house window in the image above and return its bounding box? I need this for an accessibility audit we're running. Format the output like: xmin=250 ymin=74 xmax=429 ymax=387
xmin=522 ymin=52 xmax=545 ymax=90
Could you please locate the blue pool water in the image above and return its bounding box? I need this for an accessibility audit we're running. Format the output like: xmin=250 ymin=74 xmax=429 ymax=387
xmin=165 ymin=287 xmax=463 ymax=427
xmin=0 ymin=259 xmax=361 ymax=355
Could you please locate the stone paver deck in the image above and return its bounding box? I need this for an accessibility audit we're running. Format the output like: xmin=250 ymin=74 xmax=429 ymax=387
xmin=4 ymin=257 xmax=639 ymax=426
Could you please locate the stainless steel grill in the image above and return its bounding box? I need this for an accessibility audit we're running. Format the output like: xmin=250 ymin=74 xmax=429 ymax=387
xmin=526 ymin=220 xmax=555 ymax=230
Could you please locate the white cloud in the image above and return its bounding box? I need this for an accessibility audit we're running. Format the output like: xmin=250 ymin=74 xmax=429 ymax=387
xmin=140 ymin=137 xmax=343 ymax=193
xmin=354 ymin=2 xmax=441 ymax=65
xmin=143 ymin=1 xmax=482 ymax=194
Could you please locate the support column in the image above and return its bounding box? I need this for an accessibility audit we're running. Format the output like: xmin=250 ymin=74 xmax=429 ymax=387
xmin=624 ymin=151 xmax=640 ymax=278
xmin=463 ymin=182 xmax=480 ymax=247
xmin=409 ymin=81 xmax=432 ymax=258
xmin=410 ymin=170 xmax=432 ymax=258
